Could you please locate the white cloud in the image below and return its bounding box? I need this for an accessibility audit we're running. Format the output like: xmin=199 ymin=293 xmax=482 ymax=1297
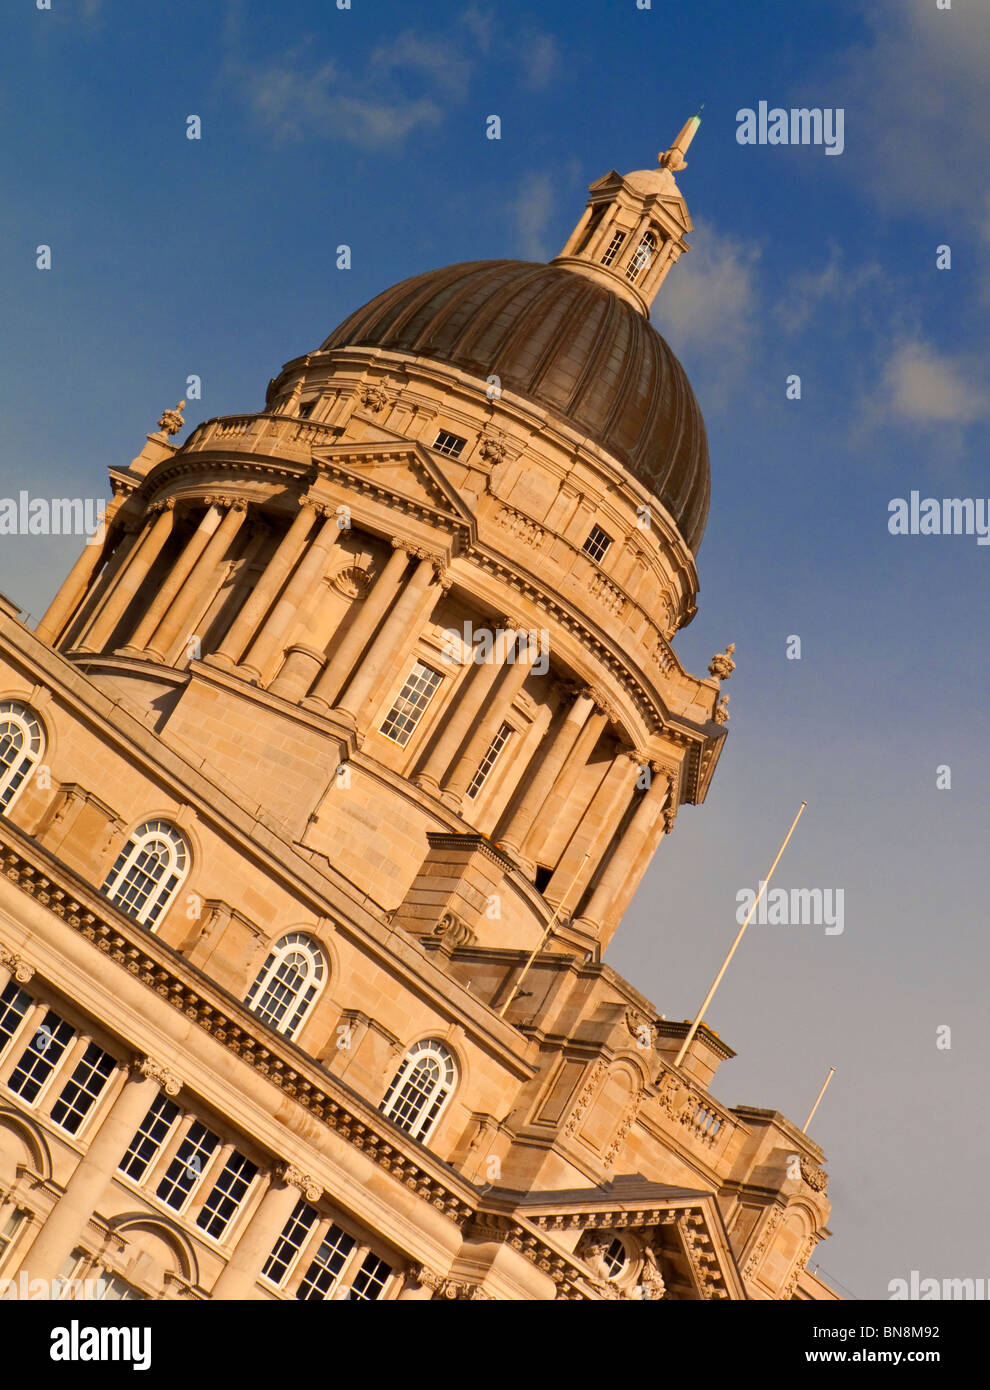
xmin=651 ymin=222 xmax=761 ymax=400
xmin=880 ymin=341 xmax=989 ymax=426
xmin=517 ymin=32 xmax=560 ymax=92
xmin=776 ymin=247 xmax=885 ymax=335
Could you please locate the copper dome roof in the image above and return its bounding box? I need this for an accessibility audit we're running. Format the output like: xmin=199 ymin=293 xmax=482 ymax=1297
xmin=321 ymin=260 xmax=710 ymax=552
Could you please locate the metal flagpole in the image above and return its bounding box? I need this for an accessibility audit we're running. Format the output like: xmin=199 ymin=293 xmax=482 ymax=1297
xmin=673 ymin=802 xmax=807 ymax=1069
xmin=498 ymin=853 xmax=590 ymax=1018
xmin=802 ymin=1066 xmax=835 ymax=1133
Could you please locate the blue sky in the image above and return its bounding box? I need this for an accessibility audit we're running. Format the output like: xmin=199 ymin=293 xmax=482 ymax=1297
xmin=2 ymin=0 xmax=989 ymax=1299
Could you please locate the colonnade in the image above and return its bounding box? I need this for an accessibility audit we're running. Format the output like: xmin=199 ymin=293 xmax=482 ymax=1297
xmin=34 ymin=489 xmax=677 ymax=937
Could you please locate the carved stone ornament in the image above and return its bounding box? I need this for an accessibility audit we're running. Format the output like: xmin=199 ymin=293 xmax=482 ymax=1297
xmin=708 ymin=643 xmax=736 ymax=682
xmin=800 ymin=1157 xmax=828 ymax=1193
xmin=358 ymin=383 xmax=389 ymax=413
xmin=713 ymin=694 xmax=730 ymax=726
xmin=431 ymin=911 xmax=477 ymax=951
xmin=479 ymin=434 xmax=507 ymax=465
xmin=277 ymin=1163 xmax=323 ymax=1202
xmin=0 ymin=945 xmax=34 ymax=984
xmin=157 ymin=401 xmax=186 ymax=437
xmin=135 ymin=1056 xmax=182 ymax=1096
xmin=624 ymin=1008 xmax=658 ymax=1049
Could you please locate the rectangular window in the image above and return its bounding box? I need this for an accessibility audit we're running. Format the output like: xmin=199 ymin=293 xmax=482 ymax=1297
xmin=0 ymin=982 xmax=31 ymax=1058
xmin=379 ymin=661 xmax=443 ymax=747
xmin=0 ymin=1209 xmax=26 ymax=1270
xmin=296 ymin=1224 xmax=355 ymax=1301
xmin=119 ymin=1094 xmax=180 ymax=1183
xmin=263 ymin=1199 xmax=318 ymax=1288
xmin=297 ymin=400 xmax=317 ymax=419
xmin=432 ymin=429 xmax=467 ymax=458
xmin=155 ymin=1121 xmax=219 ymax=1212
xmin=350 ymin=1251 xmax=393 ymax=1301
xmin=195 ymin=1151 xmax=258 ymax=1240
xmin=50 ymin=1043 xmax=116 ymax=1135
xmin=466 ymin=722 xmax=513 ymax=800
xmin=582 ymin=524 xmax=613 ymax=564
xmin=600 ymin=230 xmax=626 ymax=267
xmin=7 ymin=1010 xmax=74 ymax=1104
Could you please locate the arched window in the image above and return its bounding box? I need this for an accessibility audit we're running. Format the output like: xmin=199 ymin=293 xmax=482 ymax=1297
xmin=244 ymin=933 xmax=326 ymax=1039
xmin=101 ymin=820 xmax=189 ymax=928
xmin=379 ymin=1039 xmax=456 ymax=1142
xmin=625 ymin=230 xmax=658 ymax=283
xmin=0 ymin=702 xmax=45 ymax=814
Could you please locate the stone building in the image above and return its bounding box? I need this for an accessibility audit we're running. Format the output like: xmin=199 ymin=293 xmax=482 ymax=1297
xmin=0 ymin=122 xmax=836 ymax=1301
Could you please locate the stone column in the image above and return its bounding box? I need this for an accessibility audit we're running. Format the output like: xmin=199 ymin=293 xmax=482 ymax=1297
xmin=34 ymin=497 xmax=127 ymax=645
xmin=498 ymin=689 xmax=595 ymax=859
xmin=333 ymin=554 xmax=440 ymax=724
xmin=142 ymin=499 xmax=247 ymax=661
xmin=441 ymin=632 xmax=536 ymax=808
xmin=209 ymin=501 xmax=319 ymax=669
xmin=524 ymin=703 xmax=610 ymax=863
xmin=545 ymin=750 xmax=640 ymax=910
xmin=209 ymin=1165 xmax=321 ymax=1300
xmin=413 ymin=622 xmax=513 ymax=795
xmin=304 ymin=545 xmax=409 ymax=713
xmin=124 ymin=503 xmax=223 ymax=655
xmin=575 ymin=764 xmax=672 ymax=937
xmin=559 ymin=203 xmax=594 ymax=258
xmin=77 ymin=503 xmax=177 ymax=654
xmin=14 ymin=1057 xmax=180 ymax=1285
xmin=239 ymin=509 xmax=341 ymax=683
xmin=397 ymin=1266 xmax=440 ymax=1300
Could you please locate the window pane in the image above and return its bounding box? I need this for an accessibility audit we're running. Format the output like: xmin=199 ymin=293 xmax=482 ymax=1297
xmin=0 ymin=982 xmax=32 ymax=1058
xmin=8 ymin=1011 xmax=74 ymax=1104
xmin=350 ymin=1252 xmax=393 ymax=1301
xmin=196 ymin=1152 xmax=258 ymax=1240
xmin=119 ymin=1094 xmax=180 ymax=1182
xmin=50 ymin=1043 xmax=116 ymax=1134
xmin=296 ymin=1225 xmax=355 ymax=1301
xmin=379 ymin=662 xmax=442 ymax=746
xmin=155 ymin=1122 xmax=219 ymax=1211
xmin=263 ymin=1199 xmax=318 ymax=1287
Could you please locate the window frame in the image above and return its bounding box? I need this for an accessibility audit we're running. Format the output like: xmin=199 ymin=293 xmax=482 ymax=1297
xmin=379 ymin=1038 xmax=457 ymax=1143
xmin=244 ymin=933 xmax=326 ymax=1040
xmin=582 ymin=524 xmax=613 ymax=565
xmin=378 ymin=660 xmax=444 ymax=748
xmin=0 ymin=701 xmax=45 ymax=815
xmin=101 ymin=819 xmax=189 ymax=929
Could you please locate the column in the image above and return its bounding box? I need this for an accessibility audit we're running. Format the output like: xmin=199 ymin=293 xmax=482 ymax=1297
xmin=524 ymin=703 xmax=610 ymax=863
xmin=303 ymin=545 xmax=409 ymax=713
xmin=142 ymin=499 xmax=247 ymax=661
xmin=576 ymin=764 xmax=671 ymax=937
xmin=209 ymin=500 xmax=319 ymax=669
xmin=559 ymin=204 xmax=594 ymax=259
xmin=77 ymin=503 xmax=176 ymax=654
xmin=239 ymin=508 xmax=341 ymax=683
xmin=333 ymin=554 xmax=440 ymax=724
xmin=544 ymin=750 xmax=640 ymax=910
xmin=14 ymin=1057 xmax=180 ymax=1285
xmin=413 ymin=621 xmax=513 ymax=794
xmin=34 ymin=497 xmax=127 ymax=644
xmin=124 ymin=503 xmax=224 ymax=655
xmin=441 ymin=632 xmax=536 ymax=807
xmin=498 ymin=688 xmax=595 ymax=858
xmin=209 ymin=1165 xmax=320 ymax=1300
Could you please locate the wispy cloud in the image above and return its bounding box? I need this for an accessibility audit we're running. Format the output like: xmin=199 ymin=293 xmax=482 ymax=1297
xmin=517 ymin=31 xmax=560 ymax=92
xmin=775 ymin=246 xmax=885 ymax=336
xmin=879 ymin=341 xmax=990 ymax=427
xmin=510 ymin=172 xmax=557 ymax=260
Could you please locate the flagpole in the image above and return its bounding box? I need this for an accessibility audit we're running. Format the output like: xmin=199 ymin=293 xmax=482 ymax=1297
xmin=673 ymin=801 xmax=807 ymax=1069
xmin=802 ymin=1066 xmax=835 ymax=1133
xmin=497 ymin=853 xmax=590 ymax=1018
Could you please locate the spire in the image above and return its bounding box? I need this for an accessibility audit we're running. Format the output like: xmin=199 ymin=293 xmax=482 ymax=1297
xmin=659 ymin=110 xmax=702 ymax=173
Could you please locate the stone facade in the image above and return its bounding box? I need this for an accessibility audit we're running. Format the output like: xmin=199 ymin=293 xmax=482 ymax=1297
xmin=0 ymin=131 xmax=837 ymax=1301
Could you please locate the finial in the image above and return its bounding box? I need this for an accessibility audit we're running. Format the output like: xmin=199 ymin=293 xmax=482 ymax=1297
xmin=708 ymin=643 xmax=736 ymax=682
xmin=157 ymin=401 xmax=186 ymax=438
xmin=659 ymin=110 xmax=702 ymax=173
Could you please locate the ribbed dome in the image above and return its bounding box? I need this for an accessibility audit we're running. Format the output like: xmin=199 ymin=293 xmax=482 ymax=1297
xmin=321 ymin=260 xmax=710 ymax=552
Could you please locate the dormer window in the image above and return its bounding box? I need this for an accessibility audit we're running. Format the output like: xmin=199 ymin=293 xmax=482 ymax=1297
xmin=298 ymin=400 xmax=317 ymax=419
xmin=600 ymin=231 xmax=626 ymax=268
xmin=582 ymin=524 xmax=612 ymax=564
xmin=626 ymin=230 xmax=658 ymax=283
xmin=433 ymin=429 xmax=466 ymax=458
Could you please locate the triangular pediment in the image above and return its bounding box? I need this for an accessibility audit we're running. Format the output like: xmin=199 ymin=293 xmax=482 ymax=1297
xmin=310 ymin=441 xmax=476 ymax=529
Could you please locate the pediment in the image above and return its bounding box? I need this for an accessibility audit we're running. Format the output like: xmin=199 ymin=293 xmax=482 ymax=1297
xmin=310 ymin=441 xmax=475 ymax=529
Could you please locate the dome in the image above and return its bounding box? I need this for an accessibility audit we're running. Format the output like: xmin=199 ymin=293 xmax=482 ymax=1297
xmin=321 ymin=260 xmax=710 ymax=553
